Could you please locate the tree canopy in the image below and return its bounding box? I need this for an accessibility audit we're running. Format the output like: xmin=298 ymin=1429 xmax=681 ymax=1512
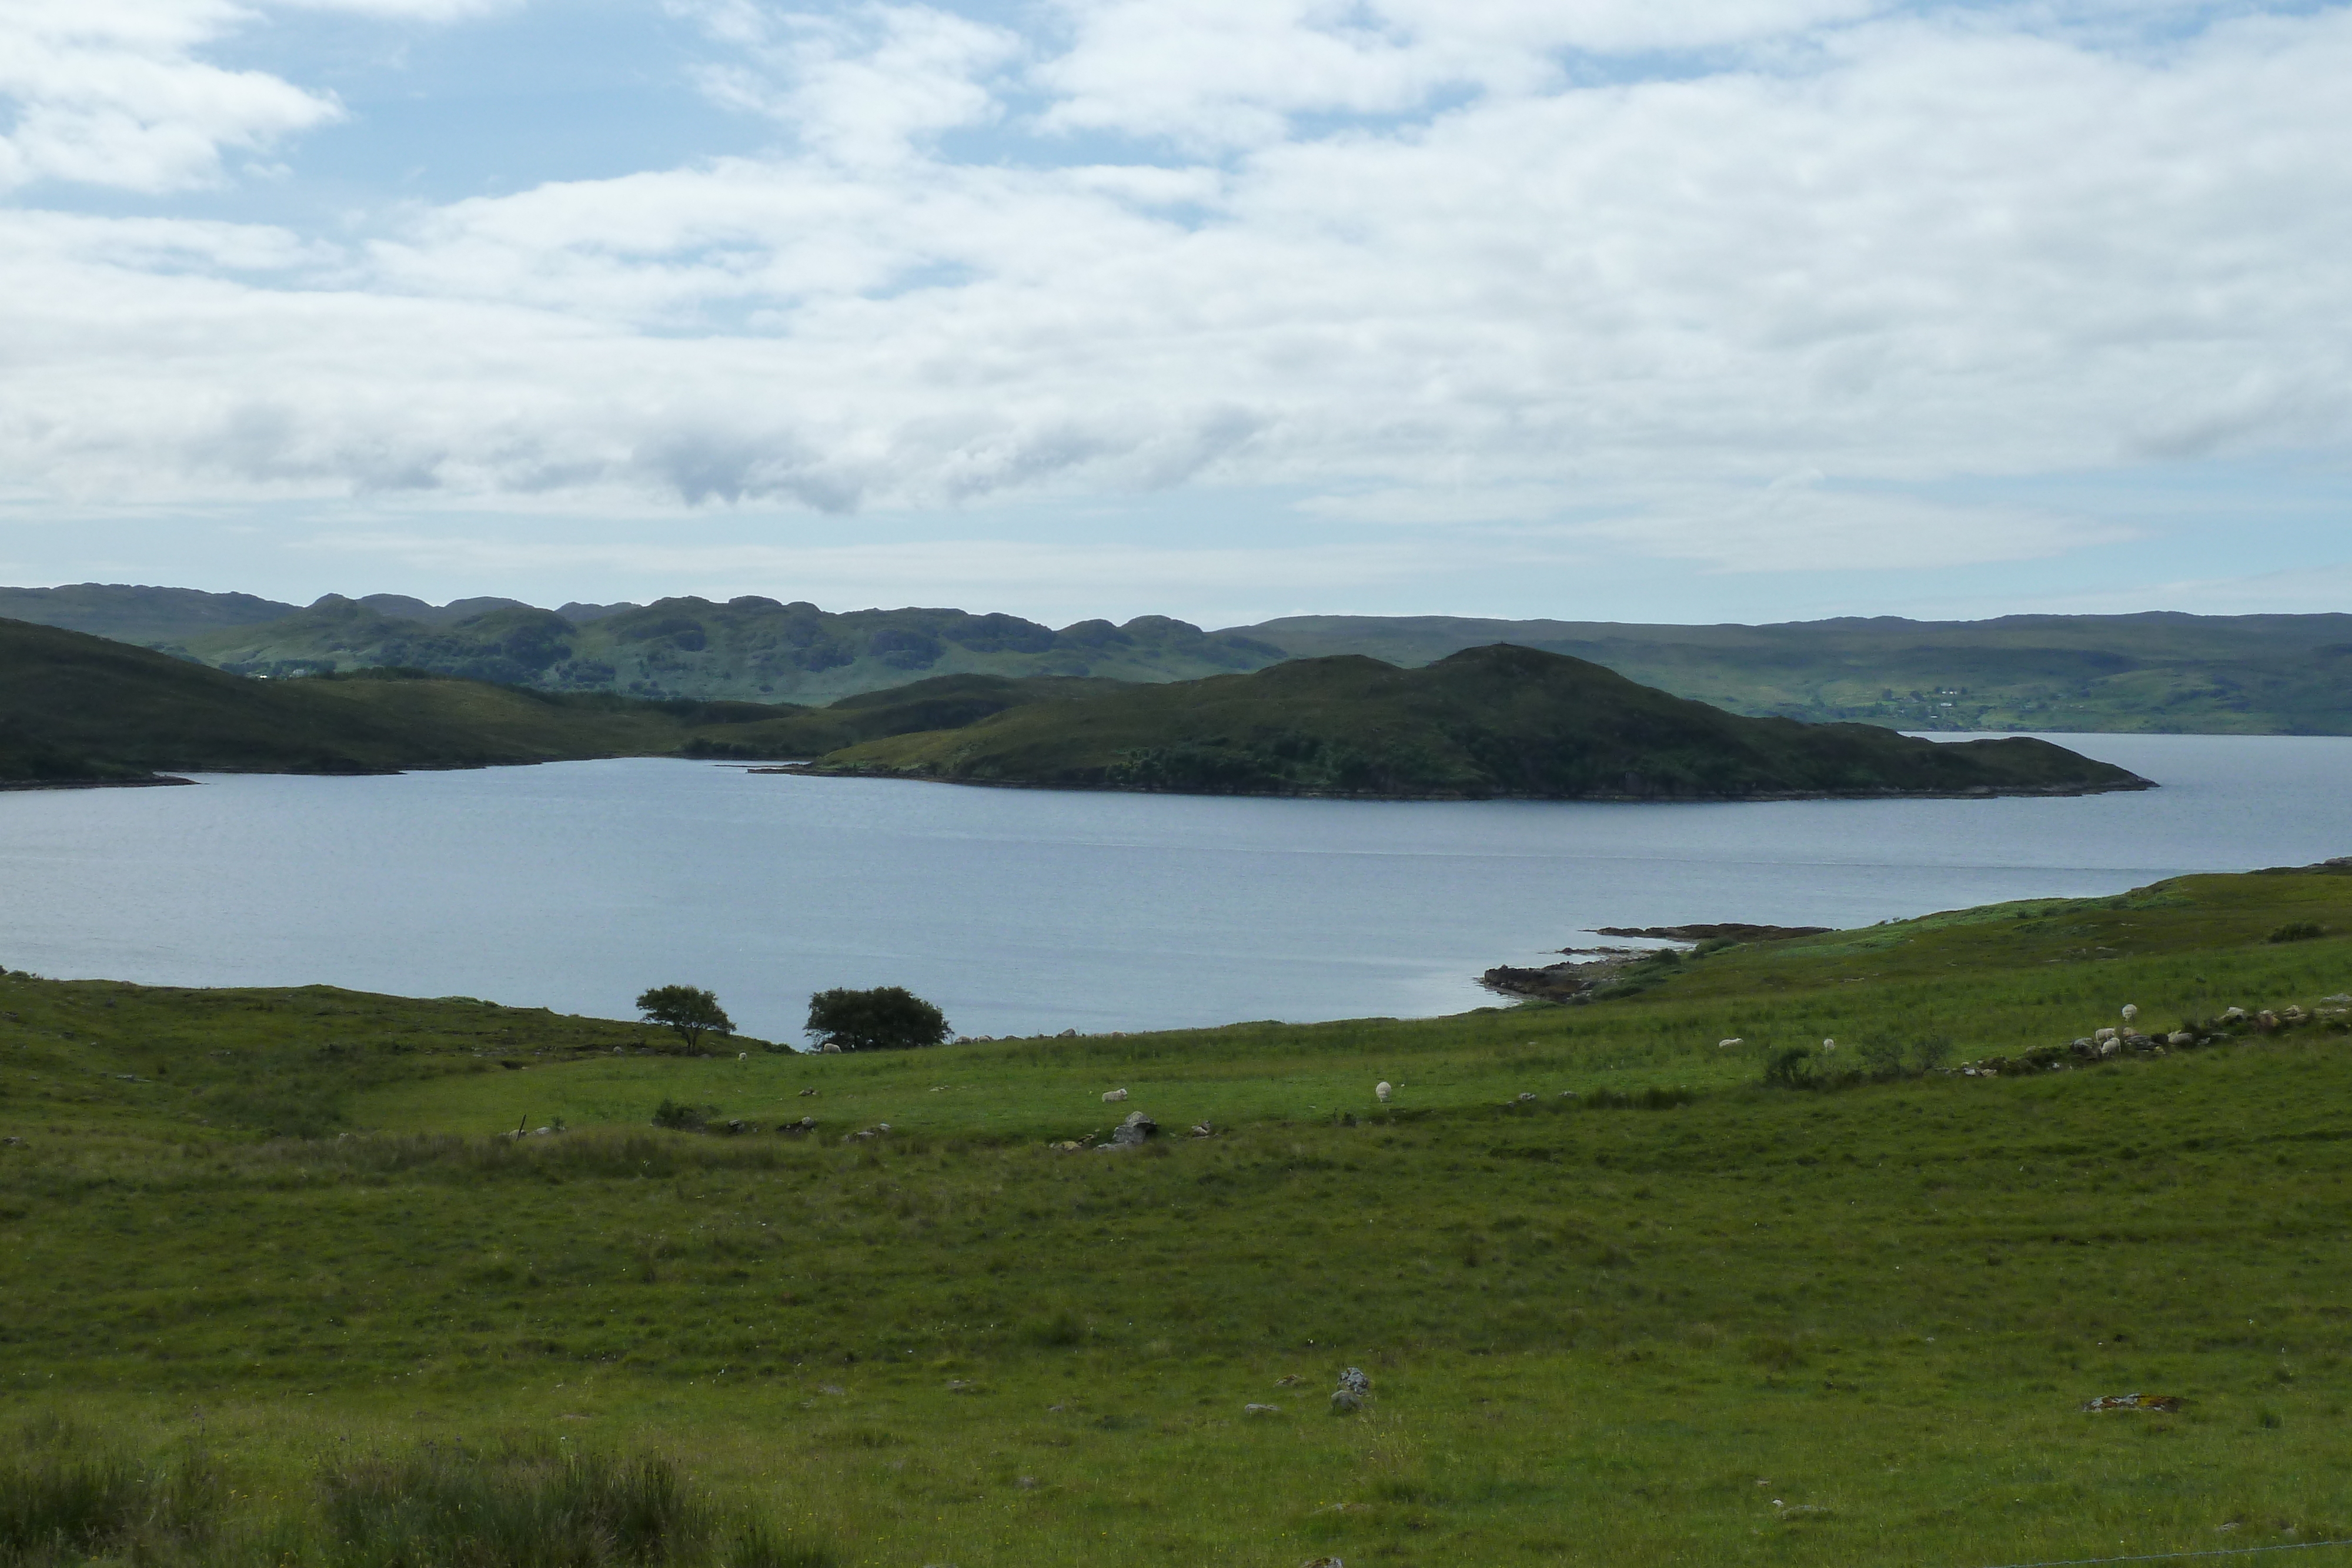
xmin=805 ymin=986 xmax=950 ymax=1052
xmin=635 ymin=984 xmax=734 ymax=1053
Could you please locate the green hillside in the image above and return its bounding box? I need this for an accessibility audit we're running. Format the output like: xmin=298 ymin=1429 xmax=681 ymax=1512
xmin=0 ymin=617 xmax=767 ymax=782
xmin=10 ymin=583 xmax=2352 ymax=731
xmin=5 ymin=864 xmax=2352 ymax=1565
xmin=1236 ymin=610 xmax=2352 ymax=733
xmin=175 ymin=594 xmax=1285 ymax=703
xmin=799 ymin=644 xmax=2149 ymax=798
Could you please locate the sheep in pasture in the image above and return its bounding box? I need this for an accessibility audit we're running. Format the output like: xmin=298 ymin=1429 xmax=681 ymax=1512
xmin=1375 ymin=1081 xmax=1392 ymax=1103
xmin=2122 ymin=1003 xmax=2139 ymax=1030
xmin=1821 ymin=1038 xmax=1836 ymax=1053
xmin=2095 ymin=1027 xmax=2117 ymax=1044
xmin=737 ymin=1052 xmax=748 ymax=1061
xmin=1102 ymin=1088 xmax=1129 ymax=1103
xmin=1718 ymin=1038 xmax=1743 ymax=1049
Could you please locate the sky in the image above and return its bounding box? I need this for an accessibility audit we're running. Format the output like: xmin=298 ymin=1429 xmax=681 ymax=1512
xmin=3 ymin=0 xmax=2348 ymax=628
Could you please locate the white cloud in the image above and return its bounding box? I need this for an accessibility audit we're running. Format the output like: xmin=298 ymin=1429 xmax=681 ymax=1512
xmin=0 ymin=0 xmax=340 ymax=192
xmin=4 ymin=0 xmax=2352 ymax=594
xmin=1569 ymin=477 xmax=2140 ymax=573
xmin=671 ymin=2 xmax=1020 ymax=165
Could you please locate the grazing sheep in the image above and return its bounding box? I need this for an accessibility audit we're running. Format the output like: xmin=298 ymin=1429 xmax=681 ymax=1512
xmin=1821 ymin=1038 xmax=1836 ymax=1053
xmin=2095 ymin=1027 xmax=2117 ymax=1044
xmin=737 ymin=1052 xmax=748 ymax=1061
xmin=1102 ymin=1088 xmax=1128 ymax=1103
xmin=2122 ymin=1004 xmax=2139 ymax=1029
xmin=1375 ymin=1081 xmax=1392 ymax=1103
xmin=1718 ymin=1038 xmax=1743 ymax=1049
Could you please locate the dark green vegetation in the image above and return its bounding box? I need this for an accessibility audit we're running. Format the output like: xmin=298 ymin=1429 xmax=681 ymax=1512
xmin=804 ymin=987 xmax=951 ymax=1053
xmin=797 ymin=645 xmax=2149 ymax=798
xmin=0 ymin=617 xmax=783 ymax=784
xmin=9 ymin=865 xmax=2352 ymax=1563
xmin=637 ymin=988 xmax=736 ymax=1055
xmin=16 ymin=583 xmax=2352 ymax=731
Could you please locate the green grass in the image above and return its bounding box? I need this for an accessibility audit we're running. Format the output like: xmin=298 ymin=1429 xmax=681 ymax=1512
xmin=8 ymin=865 xmax=2352 ymax=1563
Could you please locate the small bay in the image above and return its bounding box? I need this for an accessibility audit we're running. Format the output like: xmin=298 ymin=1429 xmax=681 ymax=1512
xmin=2 ymin=732 xmax=2347 ymax=1042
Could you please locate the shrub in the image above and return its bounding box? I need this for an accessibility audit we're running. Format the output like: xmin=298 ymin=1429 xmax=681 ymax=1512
xmin=804 ymin=987 xmax=950 ymax=1052
xmin=1760 ymin=1045 xmax=1816 ymax=1090
xmin=651 ymin=1099 xmax=718 ymax=1131
xmin=634 ymin=987 xmax=734 ymax=1053
xmin=2267 ymin=921 xmax=2326 ymax=944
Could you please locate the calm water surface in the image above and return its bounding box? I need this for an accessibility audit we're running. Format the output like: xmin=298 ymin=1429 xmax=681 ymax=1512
xmin=4 ymin=734 xmax=2348 ymax=1041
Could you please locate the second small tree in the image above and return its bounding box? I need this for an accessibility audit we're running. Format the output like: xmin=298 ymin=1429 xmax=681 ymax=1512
xmin=636 ymin=984 xmax=735 ymax=1054
xmin=806 ymin=986 xmax=951 ymax=1052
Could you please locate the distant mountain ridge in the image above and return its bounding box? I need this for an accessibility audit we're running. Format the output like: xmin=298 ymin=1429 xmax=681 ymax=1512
xmin=4 ymin=583 xmax=2350 ymax=731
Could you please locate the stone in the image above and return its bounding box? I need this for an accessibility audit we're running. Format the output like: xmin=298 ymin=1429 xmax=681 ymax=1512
xmin=1101 ymin=1111 xmax=1158 ymax=1148
xmin=2168 ymin=1031 xmax=2195 ymax=1046
xmin=1244 ymin=1402 xmax=1281 ymax=1415
xmin=1516 ymin=1091 xmax=1536 ymax=1102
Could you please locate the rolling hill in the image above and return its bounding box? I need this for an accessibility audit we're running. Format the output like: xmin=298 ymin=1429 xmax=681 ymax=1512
xmin=792 ymin=643 xmax=2150 ymax=799
xmin=0 ymin=617 xmax=771 ymax=783
xmin=12 ymin=582 xmax=2351 ymax=732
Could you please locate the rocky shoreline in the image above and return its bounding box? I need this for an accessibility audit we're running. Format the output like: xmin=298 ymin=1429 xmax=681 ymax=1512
xmin=1480 ymin=921 xmax=1833 ymax=1002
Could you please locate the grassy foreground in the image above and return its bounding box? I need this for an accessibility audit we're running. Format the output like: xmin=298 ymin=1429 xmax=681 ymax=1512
xmin=6 ymin=866 xmax=2352 ymax=1565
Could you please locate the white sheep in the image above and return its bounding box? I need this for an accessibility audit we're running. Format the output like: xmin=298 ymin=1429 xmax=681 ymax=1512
xmin=1102 ymin=1088 xmax=1128 ymax=1103
xmin=1718 ymin=1037 xmax=1743 ymax=1049
xmin=1375 ymin=1081 xmax=1392 ymax=1103
xmin=2094 ymin=1027 xmax=2117 ymax=1044
xmin=737 ymin=1052 xmax=748 ymax=1061
xmin=1821 ymin=1037 xmax=1836 ymax=1053
xmin=2121 ymin=1003 xmax=2140 ymax=1033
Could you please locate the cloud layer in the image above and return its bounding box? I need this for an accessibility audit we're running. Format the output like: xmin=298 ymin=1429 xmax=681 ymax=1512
xmin=4 ymin=0 xmax=2350 ymax=587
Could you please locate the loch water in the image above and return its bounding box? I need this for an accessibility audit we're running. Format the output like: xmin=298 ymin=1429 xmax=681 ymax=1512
xmin=4 ymin=733 xmax=2349 ymax=1041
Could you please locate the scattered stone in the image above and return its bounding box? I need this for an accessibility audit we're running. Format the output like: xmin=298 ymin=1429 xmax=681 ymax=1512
xmin=1301 ymin=1557 xmax=1346 ymax=1567
xmin=1 ymin=1136 xmax=22 ymax=1147
xmin=778 ymin=1116 xmax=817 ymax=1136
xmin=1188 ymin=1122 xmax=1217 ymax=1138
xmin=1718 ymin=1038 xmax=1743 ymax=1049
xmin=1016 ymin=1476 xmax=1038 ymax=1489
xmin=2326 ymin=994 xmax=2352 ymax=1004
xmin=1274 ymin=1374 xmax=1303 ymax=1386
xmin=946 ymin=1379 xmax=975 ymax=1393
xmin=1244 ymin=1402 xmax=1282 ymax=1416
xmin=798 ymin=1087 xmax=818 ymax=1096
xmin=2082 ymin=1393 xmax=2182 ymax=1413
xmin=2168 ymin=1031 xmax=2196 ymax=1046
xmin=817 ymin=1385 xmax=845 ymax=1396
xmin=1515 ymin=1091 xmax=1536 ymax=1103
xmin=1050 ymin=1139 xmax=1087 ymax=1152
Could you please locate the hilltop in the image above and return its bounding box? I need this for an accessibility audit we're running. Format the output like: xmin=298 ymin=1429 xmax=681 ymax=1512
xmin=793 ymin=644 xmax=2150 ymax=799
xmin=0 ymin=617 xmax=772 ymax=783
xmin=9 ymin=582 xmax=2352 ymax=730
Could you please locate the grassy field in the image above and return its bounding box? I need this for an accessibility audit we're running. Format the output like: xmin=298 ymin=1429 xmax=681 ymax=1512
xmin=5 ymin=865 xmax=2352 ymax=1565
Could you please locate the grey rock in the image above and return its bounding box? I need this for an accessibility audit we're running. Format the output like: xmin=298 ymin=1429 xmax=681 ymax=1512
xmin=1099 ymin=1110 xmax=1158 ymax=1148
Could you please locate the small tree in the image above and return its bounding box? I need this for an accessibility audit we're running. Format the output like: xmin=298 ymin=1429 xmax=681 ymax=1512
xmin=806 ymin=986 xmax=950 ymax=1052
xmin=635 ymin=984 xmax=734 ymax=1054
